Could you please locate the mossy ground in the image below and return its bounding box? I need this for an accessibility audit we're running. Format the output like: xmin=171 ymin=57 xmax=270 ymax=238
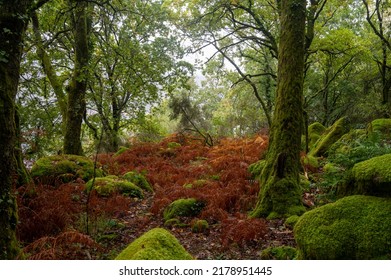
xmin=115 ymin=228 xmax=193 ymax=260
xmin=294 ymin=195 xmax=391 ymax=259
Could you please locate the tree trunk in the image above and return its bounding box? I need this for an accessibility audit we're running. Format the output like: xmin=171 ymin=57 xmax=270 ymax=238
xmin=63 ymin=0 xmax=91 ymax=155
xmin=0 ymin=0 xmax=33 ymax=259
xmin=250 ymin=0 xmax=306 ymax=219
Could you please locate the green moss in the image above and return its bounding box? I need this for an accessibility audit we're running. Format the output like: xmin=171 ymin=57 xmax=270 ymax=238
xmin=86 ymin=176 xmax=143 ymax=198
xmin=301 ymin=155 xmax=319 ymax=169
xmin=285 ymin=215 xmax=300 ymax=228
xmin=167 ymin=142 xmax=182 ymax=149
xmin=328 ymin=129 xmax=366 ymax=156
xmin=191 ymin=219 xmax=209 ymax=233
xmin=294 ymin=195 xmax=391 ymax=259
xmin=114 ymin=146 xmax=129 ymax=156
xmin=164 ymin=218 xmax=187 ymax=228
xmin=31 ymin=155 xmax=104 ymax=183
xmin=342 ymin=154 xmax=391 ymax=197
xmin=248 ymin=160 xmax=266 ymax=180
xmin=368 ymin=118 xmax=391 ymax=135
xmin=307 ymin=122 xmax=326 ymax=150
xmin=260 ymin=246 xmax=298 ymax=260
xmin=252 ymin=175 xmax=306 ymax=219
xmin=309 ymin=117 xmax=349 ymax=157
xmin=122 ymin=171 xmax=153 ymax=192
xmin=115 ymin=228 xmax=193 ymax=260
xmin=299 ymin=175 xmax=310 ymax=191
xmin=163 ymin=198 xmax=205 ymax=221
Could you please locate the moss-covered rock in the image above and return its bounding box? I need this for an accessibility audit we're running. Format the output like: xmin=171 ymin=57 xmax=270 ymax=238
xmin=368 ymin=118 xmax=391 ymax=135
xmin=163 ymin=198 xmax=205 ymax=221
xmin=248 ymin=160 xmax=266 ymax=180
xmin=191 ymin=219 xmax=209 ymax=233
xmin=31 ymin=155 xmax=104 ymax=183
xmin=115 ymin=228 xmax=193 ymax=260
xmin=86 ymin=176 xmax=143 ymax=198
xmin=340 ymin=154 xmax=391 ymax=197
xmin=285 ymin=215 xmax=300 ymax=228
xmin=167 ymin=142 xmax=182 ymax=149
xmin=309 ymin=117 xmax=349 ymax=157
xmin=260 ymin=246 xmax=298 ymax=260
xmin=122 ymin=171 xmax=153 ymax=192
xmin=306 ymin=122 xmax=326 ymax=150
xmin=294 ymin=195 xmax=391 ymax=259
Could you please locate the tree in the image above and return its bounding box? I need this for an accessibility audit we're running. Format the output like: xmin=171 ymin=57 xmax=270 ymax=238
xmin=250 ymin=0 xmax=307 ymax=218
xmin=0 ymin=0 xmax=49 ymax=260
xmin=363 ymin=0 xmax=391 ymax=116
xmin=63 ymin=0 xmax=92 ymax=155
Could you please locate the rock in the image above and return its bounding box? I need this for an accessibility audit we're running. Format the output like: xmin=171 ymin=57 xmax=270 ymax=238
xmin=306 ymin=122 xmax=326 ymax=151
xmin=340 ymin=153 xmax=391 ymax=197
xmin=115 ymin=228 xmax=193 ymax=260
xmin=122 ymin=171 xmax=153 ymax=192
xmin=86 ymin=175 xmax=143 ymax=198
xmin=31 ymin=154 xmax=104 ymax=184
xmin=294 ymin=195 xmax=391 ymax=259
xmin=309 ymin=117 xmax=349 ymax=157
xmin=163 ymin=198 xmax=205 ymax=221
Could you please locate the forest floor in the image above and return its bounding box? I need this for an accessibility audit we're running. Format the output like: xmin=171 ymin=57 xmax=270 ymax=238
xmin=16 ymin=134 xmax=316 ymax=260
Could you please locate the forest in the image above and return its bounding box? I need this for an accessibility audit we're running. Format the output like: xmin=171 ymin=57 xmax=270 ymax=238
xmin=0 ymin=0 xmax=391 ymax=260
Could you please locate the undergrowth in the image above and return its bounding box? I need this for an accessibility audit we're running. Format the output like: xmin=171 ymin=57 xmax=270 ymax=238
xmin=17 ymin=133 xmax=271 ymax=259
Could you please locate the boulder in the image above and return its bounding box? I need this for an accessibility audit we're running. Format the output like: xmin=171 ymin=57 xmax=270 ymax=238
xmin=115 ymin=228 xmax=193 ymax=260
xmin=86 ymin=176 xmax=143 ymax=198
xmin=309 ymin=117 xmax=349 ymax=157
xmin=294 ymin=195 xmax=391 ymax=259
xmin=31 ymin=154 xmax=104 ymax=184
xmin=163 ymin=198 xmax=205 ymax=221
xmin=340 ymin=153 xmax=391 ymax=197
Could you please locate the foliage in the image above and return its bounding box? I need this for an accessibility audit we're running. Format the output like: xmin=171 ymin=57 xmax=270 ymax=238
xmin=22 ymin=230 xmax=98 ymax=260
xmin=294 ymin=195 xmax=391 ymax=260
xmin=220 ymin=216 xmax=268 ymax=248
xmin=115 ymin=228 xmax=193 ymax=260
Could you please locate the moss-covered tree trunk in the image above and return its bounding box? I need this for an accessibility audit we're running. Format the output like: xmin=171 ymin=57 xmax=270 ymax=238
xmin=63 ymin=0 xmax=91 ymax=155
xmin=0 ymin=0 xmax=34 ymax=259
xmin=250 ymin=0 xmax=306 ymax=219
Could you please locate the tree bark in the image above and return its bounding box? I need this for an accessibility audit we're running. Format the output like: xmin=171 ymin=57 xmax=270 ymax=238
xmin=0 ymin=0 xmax=34 ymax=259
xmin=250 ymin=0 xmax=306 ymax=218
xmin=63 ymin=0 xmax=91 ymax=155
